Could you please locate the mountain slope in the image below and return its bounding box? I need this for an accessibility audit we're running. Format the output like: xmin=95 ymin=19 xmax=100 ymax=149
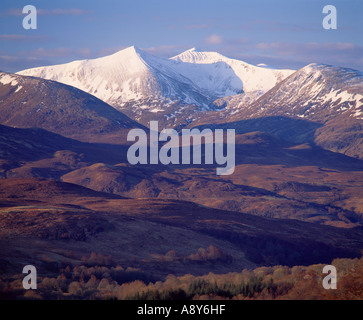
xmin=0 ymin=123 xmax=132 ymax=179
xmin=0 ymin=72 xmax=143 ymax=144
xmin=234 ymin=64 xmax=363 ymax=158
xmin=60 ymin=130 xmax=363 ymax=227
xmin=17 ymin=47 xmax=294 ymax=128
xmin=226 ymin=63 xmax=363 ymax=122
xmin=192 ymin=64 xmax=363 ymax=158
xmin=170 ymin=48 xmax=294 ymax=96
xmin=1 ymin=178 xmax=363 ymax=276
xmin=17 ymin=46 xmax=211 ymax=109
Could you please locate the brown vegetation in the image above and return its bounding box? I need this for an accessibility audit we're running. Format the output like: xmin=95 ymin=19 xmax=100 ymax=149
xmin=1 ymin=253 xmax=362 ymax=300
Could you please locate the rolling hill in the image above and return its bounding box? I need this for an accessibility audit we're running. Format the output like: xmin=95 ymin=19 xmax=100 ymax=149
xmin=0 ymin=71 xmax=143 ymax=144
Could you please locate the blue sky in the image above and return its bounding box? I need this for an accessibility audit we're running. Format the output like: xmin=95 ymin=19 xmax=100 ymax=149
xmin=0 ymin=0 xmax=362 ymax=72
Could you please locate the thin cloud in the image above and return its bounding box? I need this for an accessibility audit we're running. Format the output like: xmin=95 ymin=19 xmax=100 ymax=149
xmin=19 ymin=47 xmax=73 ymax=58
xmin=4 ymin=9 xmax=26 ymax=17
xmin=255 ymin=41 xmax=363 ymax=56
xmin=0 ymin=34 xmax=27 ymax=40
xmin=37 ymin=9 xmax=93 ymax=16
xmin=0 ymin=55 xmax=51 ymax=73
xmin=233 ymin=19 xmax=321 ymax=33
xmin=0 ymin=34 xmax=48 ymax=42
xmin=254 ymin=41 xmax=363 ymax=70
xmin=5 ymin=8 xmax=93 ymax=16
xmin=77 ymin=48 xmax=93 ymax=57
xmin=205 ymin=34 xmax=223 ymax=45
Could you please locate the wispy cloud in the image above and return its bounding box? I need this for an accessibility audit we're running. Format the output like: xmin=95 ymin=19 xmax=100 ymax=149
xmin=38 ymin=9 xmax=93 ymax=16
xmin=231 ymin=19 xmax=321 ymax=33
xmin=255 ymin=41 xmax=363 ymax=56
xmin=19 ymin=47 xmax=73 ymax=58
xmin=252 ymin=41 xmax=363 ymax=70
xmin=0 ymin=34 xmax=48 ymax=42
xmin=186 ymin=37 xmax=363 ymax=71
xmin=0 ymin=55 xmax=51 ymax=73
xmin=205 ymin=34 xmax=223 ymax=45
xmin=77 ymin=48 xmax=93 ymax=57
xmin=5 ymin=8 xmax=93 ymax=17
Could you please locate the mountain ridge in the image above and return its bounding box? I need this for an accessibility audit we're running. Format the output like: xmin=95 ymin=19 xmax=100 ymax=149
xmin=190 ymin=63 xmax=363 ymax=159
xmin=16 ymin=46 xmax=295 ymax=128
xmin=170 ymin=47 xmax=294 ymax=95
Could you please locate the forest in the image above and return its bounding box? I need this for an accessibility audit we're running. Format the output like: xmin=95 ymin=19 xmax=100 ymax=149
xmin=1 ymin=252 xmax=362 ymax=300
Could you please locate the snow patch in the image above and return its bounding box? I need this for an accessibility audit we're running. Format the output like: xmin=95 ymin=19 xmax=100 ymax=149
xmin=14 ymin=85 xmax=22 ymax=93
xmin=150 ymin=107 xmax=165 ymax=113
xmin=352 ymin=109 xmax=363 ymax=119
xmin=322 ymin=89 xmax=363 ymax=109
xmin=0 ymin=74 xmax=19 ymax=86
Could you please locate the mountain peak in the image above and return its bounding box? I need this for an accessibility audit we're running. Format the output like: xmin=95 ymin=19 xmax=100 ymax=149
xmin=294 ymin=63 xmax=363 ymax=89
xmin=111 ymin=45 xmax=144 ymax=58
xmin=185 ymin=47 xmax=203 ymax=53
xmin=171 ymin=48 xmax=226 ymax=64
xmin=170 ymin=48 xmax=295 ymax=95
xmin=123 ymin=45 xmax=138 ymax=52
xmin=300 ymin=63 xmax=325 ymax=72
xmin=17 ymin=45 xmax=294 ymax=123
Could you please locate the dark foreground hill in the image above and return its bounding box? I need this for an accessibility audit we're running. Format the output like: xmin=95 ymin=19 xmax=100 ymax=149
xmin=0 ymin=72 xmax=144 ymax=144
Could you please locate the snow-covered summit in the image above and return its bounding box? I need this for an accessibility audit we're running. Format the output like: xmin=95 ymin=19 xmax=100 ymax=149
xmin=17 ymin=46 xmax=295 ymax=109
xmin=171 ymin=47 xmax=227 ymax=64
xmin=222 ymin=63 xmax=363 ymax=122
xmin=17 ymin=46 xmax=212 ymax=109
xmin=170 ymin=48 xmax=295 ymax=95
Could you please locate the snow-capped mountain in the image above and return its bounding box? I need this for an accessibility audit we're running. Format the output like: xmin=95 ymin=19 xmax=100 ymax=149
xmin=244 ymin=63 xmax=363 ymax=158
xmin=190 ymin=63 xmax=363 ymax=159
xmin=16 ymin=46 xmax=362 ymax=158
xmin=17 ymin=46 xmax=211 ymax=109
xmin=17 ymin=46 xmax=294 ymax=127
xmin=170 ymin=48 xmax=294 ymax=96
xmin=223 ymin=63 xmax=363 ymax=122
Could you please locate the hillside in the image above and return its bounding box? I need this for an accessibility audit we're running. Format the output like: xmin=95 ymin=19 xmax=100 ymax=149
xmin=17 ymin=47 xmax=294 ymax=128
xmin=1 ymin=178 xmax=363 ymax=281
xmin=0 ymin=72 xmax=143 ymax=144
xmin=191 ymin=64 xmax=363 ymax=159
